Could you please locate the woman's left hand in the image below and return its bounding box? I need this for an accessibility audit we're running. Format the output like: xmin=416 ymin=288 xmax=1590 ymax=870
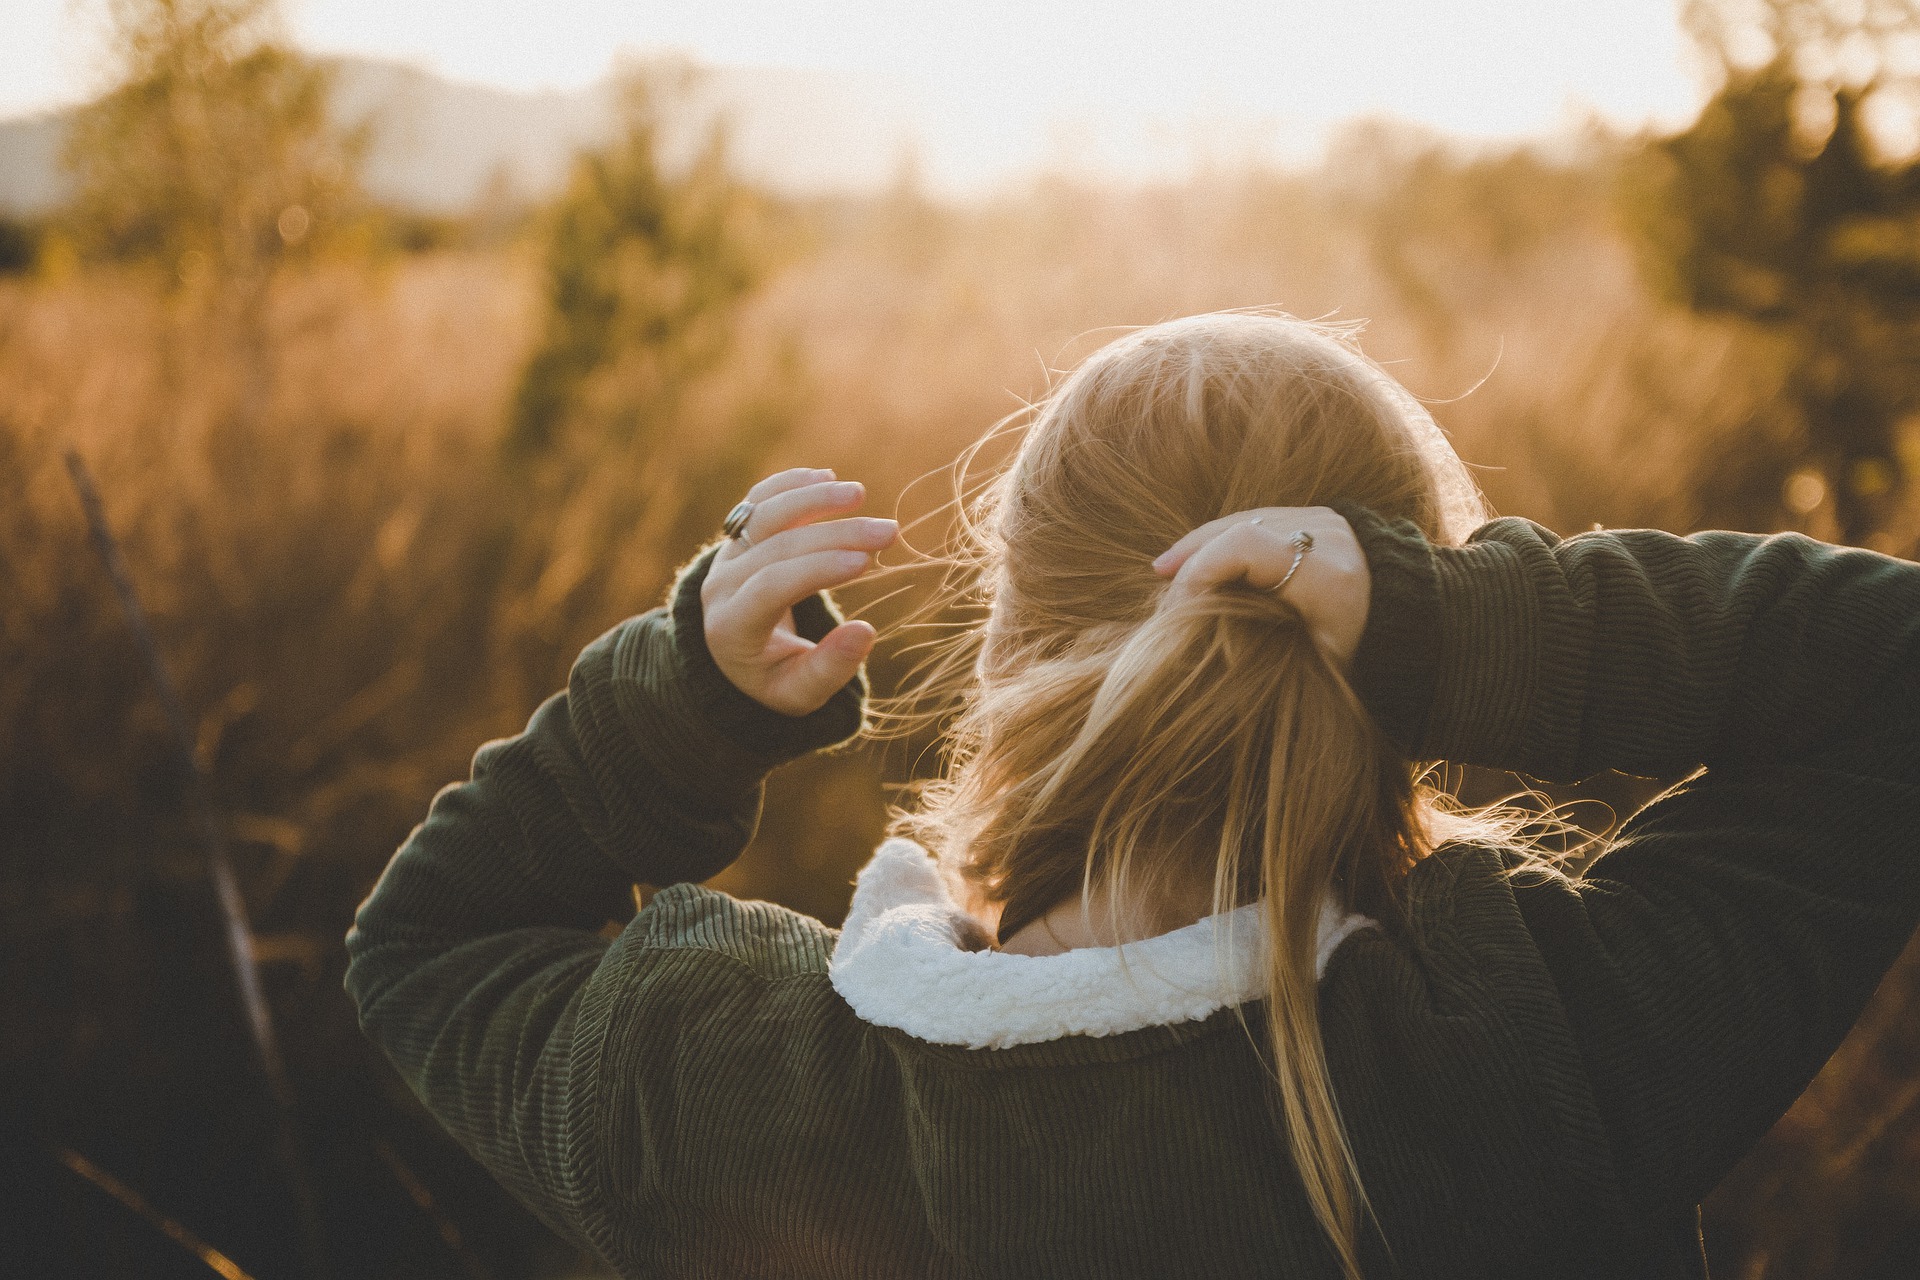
xmin=1151 ymin=506 xmax=1370 ymax=665
xmin=700 ymin=468 xmax=899 ymax=716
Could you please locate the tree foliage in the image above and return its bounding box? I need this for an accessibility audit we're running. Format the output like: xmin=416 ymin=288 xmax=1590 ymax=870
xmin=508 ymin=64 xmax=767 ymax=459
xmin=62 ymin=0 xmax=362 ymax=287
xmin=1630 ymin=0 xmax=1920 ymax=541
xmin=491 ymin=61 xmax=798 ymax=694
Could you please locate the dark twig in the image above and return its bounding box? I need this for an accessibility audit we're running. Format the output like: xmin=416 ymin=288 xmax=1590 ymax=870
xmin=64 ymin=448 xmax=331 ymax=1280
xmin=56 ymin=1145 xmax=260 ymax=1280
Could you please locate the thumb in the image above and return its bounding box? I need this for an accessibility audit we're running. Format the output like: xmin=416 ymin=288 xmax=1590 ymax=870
xmin=769 ymin=620 xmax=875 ymax=715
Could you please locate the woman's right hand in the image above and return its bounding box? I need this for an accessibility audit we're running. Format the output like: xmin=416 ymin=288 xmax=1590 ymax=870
xmin=1151 ymin=506 xmax=1371 ymax=666
xmin=700 ymin=468 xmax=898 ymax=717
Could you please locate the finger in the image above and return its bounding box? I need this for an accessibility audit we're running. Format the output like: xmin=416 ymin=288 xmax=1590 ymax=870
xmin=724 ymin=548 xmax=875 ymax=639
xmin=1152 ymin=512 xmax=1252 ymax=576
xmin=713 ymin=479 xmax=865 ymax=572
xmin=764 ymin=620 xmax=876 ymax=714
xmin=1165 ymin=522 xmax=1298 ymax=601
xmin=1154 ymin=507 xmax=1336 ymax=576
xmin=744 ymin=479 xmax=868 ymax=544
xmin=746 ymin=467 xmax=836 ymax=504
xmin=736 ymin=516 xmax=898 ymax=569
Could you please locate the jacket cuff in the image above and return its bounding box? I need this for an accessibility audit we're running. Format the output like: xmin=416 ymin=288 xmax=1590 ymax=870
xmin=1333 ymin=503 xmax=1443 ymax=756
xmin=659 ymin=542 xmax=868 ymax=764
xmin=1422 ymin=524 xmax=1542 ymax=769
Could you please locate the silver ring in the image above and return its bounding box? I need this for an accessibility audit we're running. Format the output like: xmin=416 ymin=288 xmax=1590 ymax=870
xmin=721 ymin=499 xmax=755 ymax=548
xmin=1274 ymin=530 xmax=1314 ymax=593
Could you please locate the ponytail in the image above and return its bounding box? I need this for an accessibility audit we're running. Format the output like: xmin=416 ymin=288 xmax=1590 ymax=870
xmin=902 ymin=579 xmax=1411 ymax=1277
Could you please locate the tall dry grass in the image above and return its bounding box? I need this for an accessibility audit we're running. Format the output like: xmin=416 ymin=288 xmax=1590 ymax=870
xmin=4 ymin=141 xmax=1916 ymax=1275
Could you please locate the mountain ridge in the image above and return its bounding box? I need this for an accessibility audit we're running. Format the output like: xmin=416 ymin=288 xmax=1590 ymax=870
xmin=0 ymin=54 xmax=924 ymax=215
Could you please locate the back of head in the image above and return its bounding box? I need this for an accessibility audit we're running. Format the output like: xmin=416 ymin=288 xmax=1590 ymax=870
xmin=896 ymin=311 xmax=1488 ymax=1277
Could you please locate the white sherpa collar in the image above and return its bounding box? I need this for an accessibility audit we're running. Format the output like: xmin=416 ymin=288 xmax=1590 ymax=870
xmin=828 ymin=837 xmax=1376 ymax=1050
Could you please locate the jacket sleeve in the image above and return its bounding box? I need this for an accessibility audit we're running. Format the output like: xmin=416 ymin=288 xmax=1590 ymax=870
xmin=342 ymin=544 xmax=864 ymax=1254
xmin=1342 ymin=506 xmax=1920 ymax=1221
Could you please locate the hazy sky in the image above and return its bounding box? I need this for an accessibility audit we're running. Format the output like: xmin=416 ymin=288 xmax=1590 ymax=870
xmin=6 ymin=1 xmax=1709 ymax=187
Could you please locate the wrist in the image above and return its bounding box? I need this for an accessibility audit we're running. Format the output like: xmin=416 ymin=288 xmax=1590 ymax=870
xmin=664 ymin=543 xmax=867 ymax=762
xmin=1328 ymin=503 xmax=1443 ymax=754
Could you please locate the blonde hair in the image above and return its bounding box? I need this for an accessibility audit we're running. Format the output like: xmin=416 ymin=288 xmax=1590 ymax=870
xmin=883 ymin=311 xmax=1498 ymax=1277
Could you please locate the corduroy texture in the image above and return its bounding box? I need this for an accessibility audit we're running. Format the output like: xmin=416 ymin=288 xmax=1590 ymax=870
xmin=347 ymin=517 xmax=1920 ymax=1279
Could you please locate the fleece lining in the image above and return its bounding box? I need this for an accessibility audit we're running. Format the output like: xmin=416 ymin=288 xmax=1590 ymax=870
xmin=827 ymin=837 xmax=1378 ymax=1049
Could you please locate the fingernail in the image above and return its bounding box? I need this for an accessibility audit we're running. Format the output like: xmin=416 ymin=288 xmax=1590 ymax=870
xmin=839 ymin=550 xmax=871 ymax=569
xmin=833 ymin=481 xmax=863 ymax=499
xmin=1151 ymin=550 xmax=1172 ymax=571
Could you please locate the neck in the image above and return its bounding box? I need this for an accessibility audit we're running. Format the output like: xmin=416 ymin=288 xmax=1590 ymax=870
xmin=996 ymin=876 xmax=1220 ymax=956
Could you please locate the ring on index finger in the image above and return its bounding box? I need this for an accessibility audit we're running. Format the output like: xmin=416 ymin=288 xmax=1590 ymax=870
xmin=721 ymin=499 xmax=756 ymax=549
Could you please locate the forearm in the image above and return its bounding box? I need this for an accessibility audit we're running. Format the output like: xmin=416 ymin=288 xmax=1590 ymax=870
xmin=346 ymin=543 xmax=865 ymax=1002
xmin=1344 ymin=508 xmax=1920 ymax=780
xmin=338 ymin=486 xmax=875 ymax=1254
xmin=1341 ymin=505 xmax=1920 ymax=1219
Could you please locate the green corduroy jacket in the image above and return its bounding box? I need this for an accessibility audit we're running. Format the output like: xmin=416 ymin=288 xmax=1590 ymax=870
xmin=345 ymin=508 xmax=1920 ymax=1278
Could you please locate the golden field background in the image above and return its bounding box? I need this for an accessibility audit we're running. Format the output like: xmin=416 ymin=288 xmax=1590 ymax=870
xmin=5 ymin=3 xmax=1920 ymax=1273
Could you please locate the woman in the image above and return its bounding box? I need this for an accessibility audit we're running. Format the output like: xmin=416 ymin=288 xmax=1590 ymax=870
xmin=346 ymin=313 xmax=1920 ymax=1278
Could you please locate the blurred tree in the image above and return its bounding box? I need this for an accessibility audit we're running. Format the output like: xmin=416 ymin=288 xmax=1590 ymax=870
xmin=0 ymin=214 xmax=41 ymax=275
xmin=62 ymin=0 xmax=363 ymax=287
xmin=508 ymin=62 xmax=765 ymax=459
xmin=61 ymin=0 xmax=366 ymax=425
xmin=1629 ymin=0 xmax=1920 ymax=543
xmin=499 ymin=60 xmax=798 ymax=688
